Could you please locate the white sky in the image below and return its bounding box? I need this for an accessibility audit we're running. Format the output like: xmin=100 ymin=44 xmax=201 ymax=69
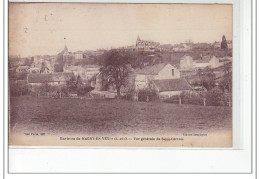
xmin=9 ymin=3 xmax=232 ymax=57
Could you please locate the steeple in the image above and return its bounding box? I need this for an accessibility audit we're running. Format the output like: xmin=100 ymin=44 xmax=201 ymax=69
xmin=136 ymin=36 xmax=141 ymax=46
xmin=64 ymin=45 xmax=68 ymax=52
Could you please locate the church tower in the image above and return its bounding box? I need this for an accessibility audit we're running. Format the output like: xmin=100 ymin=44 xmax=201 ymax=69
xmin=136 ymin=36 xmax=141 ymax=46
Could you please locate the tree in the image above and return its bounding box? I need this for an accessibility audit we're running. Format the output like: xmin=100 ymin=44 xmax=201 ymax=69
xmin=221 ymin=35 xmax=228 ymax=50
xmin=66 ymin=75 xmax=77 ymax=93
xmin=24 ymin=58 xmax=33 ymax=66
xmin=100 ymin=49 xmax=132 ymax=98
xmin=197 ymin=67 xmax=215 ymax=90
xmin=220 ymin=65 xmax=232 ymax=92
xmin=40 ymin=61 xmax=50 ymax=73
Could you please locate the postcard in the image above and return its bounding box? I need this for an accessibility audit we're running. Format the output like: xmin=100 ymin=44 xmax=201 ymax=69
xmin=8 ymin=3 xmax=233 ymax=147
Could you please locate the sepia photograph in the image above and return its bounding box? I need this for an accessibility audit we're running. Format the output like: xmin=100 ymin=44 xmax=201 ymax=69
xmin=8 ymin=3 xmax=233 ymax=147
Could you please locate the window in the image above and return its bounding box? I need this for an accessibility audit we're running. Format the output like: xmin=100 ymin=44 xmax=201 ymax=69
xmin=172 ymin=69 xmax=174 ymax=76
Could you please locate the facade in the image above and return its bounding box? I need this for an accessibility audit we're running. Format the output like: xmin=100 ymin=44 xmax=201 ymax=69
xmin=212 ymin=41 xmax=221 ymax=49
xmin=134 ymin=63 xmax=181 ymax=90
xmin=74 ymin=51 xmax=84 ymax=59
xmin=152 ymin=78 xmax=192 ymax=99
xmin=64 ymin=64 xmax=100 ymax=81
xmin=27 ymin=72 xmax=74 ymax=87
xmin=136 ymin=36 xmax=160 ymax=52
xmin=209 ymin=56 xmax=221 ymax=68
xmin=227 ymin=40 xmax=232 ymax=49
xmin=33 ymin=55 xmax=43 ymax=65
xmin=172 ymin=43 xmax=192 ymax=52
xmin=16 ymin=66 xmax=30 ymax=73
xmin=180 ymin=55 xmax=194 ymax=69
xmin=28 ymin=67 xmax=40 ymax=74
xmin=195 ymin=56 xmax=220 ymax=69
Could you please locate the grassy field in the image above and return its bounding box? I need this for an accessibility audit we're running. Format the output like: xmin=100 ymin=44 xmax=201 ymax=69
xmin=9 ymin=96 xmax=232 ymax=136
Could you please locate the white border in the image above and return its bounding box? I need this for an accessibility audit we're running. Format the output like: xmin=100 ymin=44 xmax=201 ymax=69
xmin=3 ymin=0 xmax=254 ymax=176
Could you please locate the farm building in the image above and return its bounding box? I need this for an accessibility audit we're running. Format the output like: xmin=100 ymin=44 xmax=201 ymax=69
xmin=16 ymin=66 xmax=30 ymax=73
xmin=195 ymin=56 xmax=221 ymax=69
xmin=152 ymin=78 xmax=192 ymax=99
xmin=180 ymin=55 xmax=194 ymax=69
xmin=136 ymin=36 xmax=160 ymax=52
xmin=27 ymin=72 xmax=74 ymax=87
xmin=64 ymin=64 xmax=100 ymax=81
xmin=27 ymin=67 xmax=40 ymax=74
xmin=134 ymin=63 xmax=181 ymax=90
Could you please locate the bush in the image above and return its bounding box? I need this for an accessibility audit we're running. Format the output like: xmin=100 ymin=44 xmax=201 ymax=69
xmin=205 ymin=91 xmax=231 ymax=106
xmin=181 ymin=92 xmax=203 ymax=105
xmin=163 ymin=95 xmax=181 ymax=104
xmin=76 ymin=85 xmax=94 ymax=96
xmin=137 ymin=89 xmax=158 ymax=102
xmin=9 ymin=80 xmax=29 ymax=96
xmin=205 ymin=87 xmax=225 ymax=106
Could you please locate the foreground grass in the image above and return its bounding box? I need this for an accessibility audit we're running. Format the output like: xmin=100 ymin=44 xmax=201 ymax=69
xmin=9 ymin=96 xmax=232 ymax=135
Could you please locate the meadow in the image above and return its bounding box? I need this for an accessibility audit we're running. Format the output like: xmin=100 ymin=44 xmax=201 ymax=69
xmin=9 ymin=96 xmax=232 ymax=136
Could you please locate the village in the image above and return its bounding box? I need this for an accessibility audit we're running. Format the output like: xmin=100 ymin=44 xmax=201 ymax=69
xmin=9 ymin=35 xmax=232 ymax=106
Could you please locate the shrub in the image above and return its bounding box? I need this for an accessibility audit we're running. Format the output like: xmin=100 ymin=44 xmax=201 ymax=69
xmin=76 ymin=85 xmax=94 ymax=96
xmin=205 ymin=87 xmax=224 ymax=106
xmin=137 ymin=89 xmax=158 ymax=102
xmin=163 ymin=95 xmax=181 ymax=104
xmin=9 ymin=80 xmax=29 ymax=96
xmin=181 ymin=92 xmax=203 ymax=105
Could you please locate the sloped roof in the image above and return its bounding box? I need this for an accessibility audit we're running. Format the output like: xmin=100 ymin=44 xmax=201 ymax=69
xmin=16 ymin=66 xmax=30 ymax=70
xmin=28 ymin=72 xmax=74 ymax=83
xmin=85 ymin=65 xmax=101 ymax=68
xmin=153 ymin=78 xmax=192 ymax=92
xmin=134 ymin=63 xmax=170 ymax=75
xmin=196 ymin=56 xmax=211 ymax=63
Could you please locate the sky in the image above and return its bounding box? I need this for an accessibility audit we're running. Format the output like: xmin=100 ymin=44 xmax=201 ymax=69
xmin=9 ymin=3 xmax=232 ymax=57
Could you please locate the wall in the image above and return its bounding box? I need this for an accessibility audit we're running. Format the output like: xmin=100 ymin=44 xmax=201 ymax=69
xmin=135 ymin=74 xmax=149 ymax=90
xmin=159 ymin=91 xmax=182 ymax=99
xmin=157 ymin=64 xmax=180 ymax=80
xmin=195 ymin=63 xmax=209 ymax=68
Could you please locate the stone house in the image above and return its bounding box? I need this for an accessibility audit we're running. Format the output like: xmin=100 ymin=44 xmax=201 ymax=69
xmin=16 ymin=66 xmax=30 ymax=73
xmin=180 ymin=55 xmax=194 ymax=69
xmin=136 ymin=36 xmax=160 ymax=52
xmin=152 ymin=78 xmax=192 ymax=99
xmin=195 ymin=56 xmax=221 ymax=69
xmin=134 ymin=63 xmax=181 ymax=90
xmin=27 ymin=72 xmax=74 ymax=88
xmin=63 ymin=64 xmax=100 ymax=81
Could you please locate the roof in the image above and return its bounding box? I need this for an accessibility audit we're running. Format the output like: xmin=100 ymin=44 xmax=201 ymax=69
xmin=85 ymin=65 xmax=100 ymax=68
xmin=196 ymin=56 xmax=211 ymax=63
xmin=16 ymin=66 xmax=30 ymax=69
xmin=180 ymin=55 xmax=193 ymax=61
xmin=28 ymin=72 xmax=74 ymax=83
xmin=134 ymin=63 xmax=171 ymax=75
xmin=153 ymin=78 xmax=192 ymax=92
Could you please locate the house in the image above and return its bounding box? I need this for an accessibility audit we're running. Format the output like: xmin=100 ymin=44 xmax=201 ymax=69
xmin=212 ymin=41 xmax=221 ymax=49
xmin=172 ymin=43 xmax=192 ymax=52
xmin=27 ymin=72 xmax=74 ymax=87
xmin=152 ymin=78 xmax=192 ymax=99
xmin=74 ymin=51 xmax=84 ymax=59
xmin=28 ymin=67 xmax=40 ymax=74
xmin=85 ymin=65 xmax=100 ymax=79
xmin=227 ymin=40 xmax=232 ymax=49
xmin=194 ymin=56 xmax=220 ymax=69
xmin=180 ymin=55 xmax=194 ymax=69
xmin=209 ymin=56 xmax=221 ymax=68
xmin=136 ymin=36 xmax=160 ymax=52
xmin=134 ymin=63 xmax=181 ymax=90
xmin=64 ymin=64 xmax=100 ymax=81
xmin=33 ymin=55 xmax=43 ymax=64
xmin=16 ymin=66 xmax=30 ymax=73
